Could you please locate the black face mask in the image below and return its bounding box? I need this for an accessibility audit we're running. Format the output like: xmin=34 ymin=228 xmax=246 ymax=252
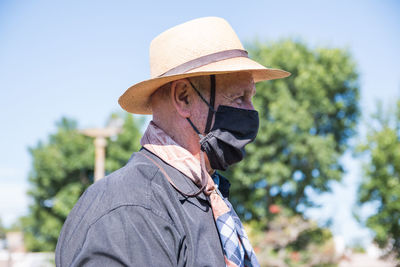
xmin=187 ymin=75 xmax=259 ymax=171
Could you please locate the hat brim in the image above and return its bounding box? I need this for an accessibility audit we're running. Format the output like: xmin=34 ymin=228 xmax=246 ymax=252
xmin=118 ymin=57 xmax=290 ymax=114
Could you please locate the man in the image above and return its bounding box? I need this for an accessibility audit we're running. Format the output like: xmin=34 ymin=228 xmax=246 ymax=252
xmin=55 ymin=17 xmax=290 ymax=266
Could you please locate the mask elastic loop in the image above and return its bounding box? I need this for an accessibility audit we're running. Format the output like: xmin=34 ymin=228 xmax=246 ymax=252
xmin=188 ymin=75 xmax=216 ymax=134
xmin=188 ymin=79 xmax=216 ymax=113
xmin=204 ymin=75 xmax=216 ymax=133
xmin=186 ymin=118 xmax=204 ymax=139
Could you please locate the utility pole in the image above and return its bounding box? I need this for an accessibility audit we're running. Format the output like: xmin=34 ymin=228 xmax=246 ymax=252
xmin=81 ymin=127 xmax=121 ymax=182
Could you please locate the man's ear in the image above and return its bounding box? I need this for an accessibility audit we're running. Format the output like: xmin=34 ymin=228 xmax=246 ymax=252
xmin=170 ymin=79 xmax=192 ymax=118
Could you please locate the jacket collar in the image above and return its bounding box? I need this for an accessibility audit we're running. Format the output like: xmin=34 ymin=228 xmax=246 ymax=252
xmin=139 ymin=148 xmax=209 ymax=202
xmin=140 ymin=121 xmax=211 ymax=201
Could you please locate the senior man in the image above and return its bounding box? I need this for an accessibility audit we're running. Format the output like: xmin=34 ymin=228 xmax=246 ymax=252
xmin=56 ymin=17 xmax=290 ymax=267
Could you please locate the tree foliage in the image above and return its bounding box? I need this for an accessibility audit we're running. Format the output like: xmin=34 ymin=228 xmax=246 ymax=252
xmin=0 ymin=217 xmax=5 ymax=240
xmin=23 ymin=113 xmax=142 ymax=251
xmin=356 ymin=100 xmax=400 ymax=258
xmin=246 ymin=210 xmax=337 ymax=267
xmin=226 ymin=39 xmax=360 ymax=222
xmin=106 ymin=113 xmax=144 ymax=172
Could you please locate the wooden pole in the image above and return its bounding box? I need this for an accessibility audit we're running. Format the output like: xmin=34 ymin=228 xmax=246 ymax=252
xmin=81 ymin=127 xmax=120 ymax=182
xmin=94 ymin=137 xmax=107 ymax=182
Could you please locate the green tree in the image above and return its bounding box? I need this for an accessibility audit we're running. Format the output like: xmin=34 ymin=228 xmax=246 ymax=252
xmin=23 ymin=113 xmax=142 ymax=251
xmin=356 ymin=100 xmax=400 ymax=259
xmin=226 ymin=39 xmax=360 ymax=222
xmin=106 ymin=113 xmax=144 ymax=172
xmin=0 ymin=217 xmax=6 ymax=240
xmin=246 ymin=208 xmax=337 ymax=267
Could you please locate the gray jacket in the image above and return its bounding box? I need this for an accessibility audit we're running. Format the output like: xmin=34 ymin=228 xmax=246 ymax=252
xmin=55 ymin=149 xmax=230 ymax=266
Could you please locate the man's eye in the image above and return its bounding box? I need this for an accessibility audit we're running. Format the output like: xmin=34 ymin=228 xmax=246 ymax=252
xmin=235 ymin=96 xmax=244 ymax=104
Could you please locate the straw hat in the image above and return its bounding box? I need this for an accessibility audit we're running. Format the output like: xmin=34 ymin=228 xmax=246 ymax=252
xmin=119 ymin=17 xmax=290 ymax=114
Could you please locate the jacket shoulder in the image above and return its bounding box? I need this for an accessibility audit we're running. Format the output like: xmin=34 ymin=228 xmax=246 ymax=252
xmin=80 ymin=151 xmax=162 ymax=218
xmin=56 ymin=152 xmax=169 ymax=265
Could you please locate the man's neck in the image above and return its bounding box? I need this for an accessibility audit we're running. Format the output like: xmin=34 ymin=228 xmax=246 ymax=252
xmin=151 ymin=119 xmax=214 ymax=173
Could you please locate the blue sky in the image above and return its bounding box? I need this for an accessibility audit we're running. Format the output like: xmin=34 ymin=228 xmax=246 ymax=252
xmin=1 ymin=0 xmax=399 ymax=246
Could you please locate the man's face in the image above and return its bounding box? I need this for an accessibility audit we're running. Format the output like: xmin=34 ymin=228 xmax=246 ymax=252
xmin=190 ymin=72 xmax=256 ymax=134
xmin=214 ymin=72 xmax=256 ymax=110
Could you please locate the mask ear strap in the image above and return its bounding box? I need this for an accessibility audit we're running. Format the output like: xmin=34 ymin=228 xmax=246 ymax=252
xmin=204 ymin=75 xmax=216 ymax=133
xmin=186 ymin=118 xmax=204 ymax=139
xmin=187 ymin=75 xmax=216 ymax=135
xmin=188 ymin=79 xmax=216 ymax=113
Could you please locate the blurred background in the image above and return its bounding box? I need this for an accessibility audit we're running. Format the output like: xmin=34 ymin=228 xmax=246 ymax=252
xmin=0 ymin=0 xmax=399 ymax=266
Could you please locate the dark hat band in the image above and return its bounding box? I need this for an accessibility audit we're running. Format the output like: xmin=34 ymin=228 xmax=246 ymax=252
xmin=158 ymin=49 xmax=249 ymax=77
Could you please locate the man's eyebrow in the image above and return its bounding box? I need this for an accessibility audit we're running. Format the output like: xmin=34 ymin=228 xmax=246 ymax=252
xmin=247 ymin=87 xmax=256 ymax=97
xmin=223 ymin=86 xmax=255 ymax=99
xmin=222 ymin=93 xmax=236 ymax=101
xmin=223 ymin=92 xmax=243 ymax=98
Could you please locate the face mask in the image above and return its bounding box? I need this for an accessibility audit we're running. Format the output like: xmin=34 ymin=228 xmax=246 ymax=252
xmin=187 ymin=75 xmax=259 ymax=171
